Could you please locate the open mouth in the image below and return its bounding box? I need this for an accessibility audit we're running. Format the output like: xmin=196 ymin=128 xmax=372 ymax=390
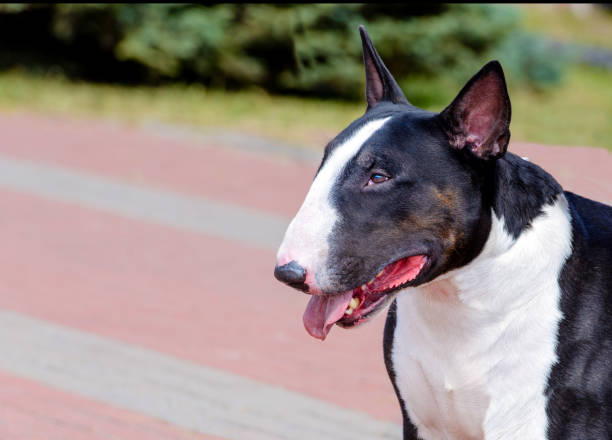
xmin=303 ymin=254 xmax=428 ymax=340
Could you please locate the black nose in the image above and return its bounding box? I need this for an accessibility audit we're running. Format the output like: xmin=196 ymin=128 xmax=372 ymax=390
xmin=274 ymin=261 xmax=309 ymax=292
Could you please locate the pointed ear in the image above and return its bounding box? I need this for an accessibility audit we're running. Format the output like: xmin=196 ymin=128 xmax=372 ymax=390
xmin=359 ymin=25 xmax=410 ymax=110
xmin=439 ymin=61 xmax=511 ymax=160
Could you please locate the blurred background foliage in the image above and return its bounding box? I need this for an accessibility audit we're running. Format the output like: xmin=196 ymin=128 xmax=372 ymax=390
xmin=0 ymin=4 xmax=568 ymax=102
xmin=0 ymin=3 xmax=610 ymax=149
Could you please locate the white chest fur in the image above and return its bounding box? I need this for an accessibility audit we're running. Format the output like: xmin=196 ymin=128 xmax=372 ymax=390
xmin=391 ymin=196 xmax=572 ymax=440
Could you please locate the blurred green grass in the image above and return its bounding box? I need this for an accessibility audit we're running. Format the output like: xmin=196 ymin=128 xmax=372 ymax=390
xmin=521 ymin=5 xmax=612 ymax=49
xmin=0 ymin=64 xmax=610 ymax=151
xmin=0 ymin=70 xmax=363 ymax=150
xmin=510 ymin=65 xmax=611 ymax=150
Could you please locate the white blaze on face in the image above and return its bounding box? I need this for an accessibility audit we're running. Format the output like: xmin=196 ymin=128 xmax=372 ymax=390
xmin=276 ymin=117 xmax=391 ymax=293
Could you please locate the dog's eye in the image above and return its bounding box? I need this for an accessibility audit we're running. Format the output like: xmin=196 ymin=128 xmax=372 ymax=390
xmin=368 ymin=173 xmax=389 ymax=185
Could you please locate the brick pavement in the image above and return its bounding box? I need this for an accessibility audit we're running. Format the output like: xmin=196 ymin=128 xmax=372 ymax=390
xmin=0 ymin=112 xmax=609 ymax=439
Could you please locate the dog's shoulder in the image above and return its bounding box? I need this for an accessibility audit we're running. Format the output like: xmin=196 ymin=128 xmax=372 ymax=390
xmin=546 ymin=191 xmax=612 ymax=439
xmin=565 ymin=191 xmax=612 ymax=253
xmin=559 ymin=190 xmax=612 ymax=304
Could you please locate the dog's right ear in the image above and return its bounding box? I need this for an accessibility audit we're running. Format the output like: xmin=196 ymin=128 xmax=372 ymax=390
xmin=359 ymin=25 xmax=410 ymax=110
xmin=439 ymin=61 xmax=511 ymax=160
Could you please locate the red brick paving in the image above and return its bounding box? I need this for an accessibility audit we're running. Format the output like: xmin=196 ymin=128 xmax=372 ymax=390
xmin=0 ymin=371 xmax=217 ymax=440
xmin=0 ymin=112 xmax=609 ymax=437
xmin=511 ymin=142 xmax=612 ymax=204
xmin=0 ymin=187 xmax=398 ymax=422
xmin=0 ymin=113 xmax=315 ymax=218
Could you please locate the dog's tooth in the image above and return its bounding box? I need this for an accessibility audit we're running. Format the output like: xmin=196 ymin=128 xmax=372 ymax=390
xmin=349 ymin=297 xmax=360 ymax=309
xmin=376 ymin=270 xmax=384 ymax=278
xmin=345 ymin=307 xmax=354 ymax=315
xmin=361 ymin=284 xmax=367 ymax=292
xmin=367 ymin=279 xmax=374 ymax=286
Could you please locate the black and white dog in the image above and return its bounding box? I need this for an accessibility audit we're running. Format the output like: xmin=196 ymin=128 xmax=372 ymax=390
xmin=274 ymin=26 xmax=612 ymax=439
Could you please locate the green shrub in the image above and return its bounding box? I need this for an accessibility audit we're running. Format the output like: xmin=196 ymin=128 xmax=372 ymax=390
xmin=0 ymin=4 xmax=567 ymax=106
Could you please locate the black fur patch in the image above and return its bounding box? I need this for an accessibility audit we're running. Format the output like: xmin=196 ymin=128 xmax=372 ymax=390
xmin=384 ymin=300 xmax=420 ymax=440
xmin=492 ymin=153 xmax=563 ymax=238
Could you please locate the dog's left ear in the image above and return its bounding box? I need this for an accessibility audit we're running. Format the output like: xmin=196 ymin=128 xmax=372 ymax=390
xmin=359 ymin=25 xmax=410 ymax=110
xmin=439 ymin=61 xmax=511 ymax=160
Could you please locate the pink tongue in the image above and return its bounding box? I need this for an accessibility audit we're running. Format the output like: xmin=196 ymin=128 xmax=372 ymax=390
xmin=303 ymin=291 xmax=354 ymax=340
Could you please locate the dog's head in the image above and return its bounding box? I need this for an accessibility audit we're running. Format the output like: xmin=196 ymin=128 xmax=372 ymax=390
xmin=274 ymin=26 xmax=511 ymax=339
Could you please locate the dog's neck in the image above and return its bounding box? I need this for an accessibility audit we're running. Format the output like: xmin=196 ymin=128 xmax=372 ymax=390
xmin=443 ymin=152 xmax=564 ymax=278
xmin=491 ymin=152 xmax=563 ymax=239
xmin=415 ymin=152 xmax=566 ymax=315
xmin=391 ymin=167 xmax=572 ymax=439
xmin=426 ymin=198 xmax=569 ymax=312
